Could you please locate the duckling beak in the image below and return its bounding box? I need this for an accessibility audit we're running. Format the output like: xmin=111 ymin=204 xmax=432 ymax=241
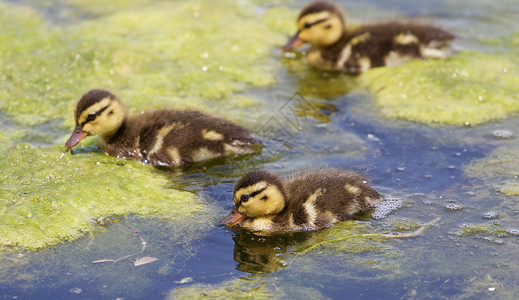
xmin=65 ymin=126 xmax=88 ymax=150
xmin=222 ymin=206 xmax=247 ymax=226
xmin=283 ymin=32 xmax=304 ymax=52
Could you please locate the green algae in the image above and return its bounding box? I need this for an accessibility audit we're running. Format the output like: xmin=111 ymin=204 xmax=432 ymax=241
xmin=465 ymin=146 xmax=519 ymax=196
xmin=0 ymin=0 xmax=294 ymax=127
xmin=0 ymin=143 xmax=211 ymax=251
xmin=170 ymin=275 xmax=327 ymax=300
xmin=359 ymin=51 xmax=519 ymax=126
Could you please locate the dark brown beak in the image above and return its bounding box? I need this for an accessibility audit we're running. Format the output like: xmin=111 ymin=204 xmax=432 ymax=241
xmin=283 ymin=32 xmax=304 ymax=52
xmin=65 ymin=126 xmax=88 ymax=150
xmin=222 ymin=206 xmax=247 ymax=226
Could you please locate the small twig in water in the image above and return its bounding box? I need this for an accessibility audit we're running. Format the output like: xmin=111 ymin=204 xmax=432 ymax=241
xmin=92 ymin=226 xmax=153 ymax=265
xmin=298 ymin=217 xmax=441 ymax=255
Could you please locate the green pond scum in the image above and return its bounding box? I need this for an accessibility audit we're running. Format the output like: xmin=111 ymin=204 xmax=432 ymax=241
xmin=359 ymin=51 xmax=519 ymax=126
xmin=0 ymin=143 xmax=212 ymax=251
xmin=170 ymin=274 xmax=327 ymax=300
xmin=2 ymin=0 xmax=519 ymax=299
xmin=466 ymin=144 xmax=519 ymax=196
xmin=0 ymin=0 xmax=294 ymax=129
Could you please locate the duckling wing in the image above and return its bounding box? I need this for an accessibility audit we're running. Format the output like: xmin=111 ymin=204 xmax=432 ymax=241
xmin=135 ymin=110 xmax=260 ymax=166
xmin=334 ymin=22 xmax=454 ymax=72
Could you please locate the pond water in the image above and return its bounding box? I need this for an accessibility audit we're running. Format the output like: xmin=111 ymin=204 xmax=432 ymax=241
xmin=1 ymin=0 xmax=519 ymax=299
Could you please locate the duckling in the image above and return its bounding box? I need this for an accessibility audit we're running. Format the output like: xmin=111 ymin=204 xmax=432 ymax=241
xmin=222 ymin=169 xmax=382 ymax=233
xmin=283 ymin=0 xmax=455 ymax=73
xmin=65 ymin=89 xmax=260 ymax=167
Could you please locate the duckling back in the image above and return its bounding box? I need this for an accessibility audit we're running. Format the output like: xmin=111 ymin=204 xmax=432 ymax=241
xmin=331 ymin=22 xmax=455 ymax=73
xmin=279 ymin=169 xmax=382 ymax=230
xmin=110 ymin=109 xmax=260 ymax=166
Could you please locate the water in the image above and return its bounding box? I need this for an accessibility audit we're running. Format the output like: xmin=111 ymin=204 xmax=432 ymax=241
xmin=1 ymin=0 xmax=519 ymax=299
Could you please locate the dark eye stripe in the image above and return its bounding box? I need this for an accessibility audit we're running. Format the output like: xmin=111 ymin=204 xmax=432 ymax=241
xmin=81 ymin=105 xmax=110 ymax=126
xmin=250 ymin=187 xmax=267 ymax=198
xmin=304 ymin=18 xmax=328 ymax=29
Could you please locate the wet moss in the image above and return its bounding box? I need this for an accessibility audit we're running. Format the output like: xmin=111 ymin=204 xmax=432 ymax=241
xmin=465 ymin=146 xmax=519 ymax=195
xmin=0 ymin=0 xmax=293 ymax=127
xmin=170 ymin=275 xmax=326 ymax=300
xmin=0 ymin=144 xmax=207 ymax=251
xmin=359 ymin=51 xmax=519 ymax=126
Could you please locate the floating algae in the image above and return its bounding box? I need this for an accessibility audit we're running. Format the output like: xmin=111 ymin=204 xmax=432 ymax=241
xmin=170 ymin=274 xmax=327 ymax=300
xmin=0 ymin=144 xmax=212 ymax=251
xmin=359 ymin=51 xmax=519 ymax=126
xmin=465 ymin=143 xmax=519 ymax=196
xmin=0 ymin=0 xmax=294 ymax=128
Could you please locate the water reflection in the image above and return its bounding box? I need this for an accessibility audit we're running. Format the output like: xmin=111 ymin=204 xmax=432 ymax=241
xmin=231 ymin=229 xmax=316 ymax=273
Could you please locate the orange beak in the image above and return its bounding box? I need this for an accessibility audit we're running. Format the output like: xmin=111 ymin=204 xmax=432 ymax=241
xmin=65 ymin=126 xmax=88 ymax=150
xmin=222 ymin=206 xmax=247 ymax=226
xmin=283 ymin=32 xmax=305 ymax=52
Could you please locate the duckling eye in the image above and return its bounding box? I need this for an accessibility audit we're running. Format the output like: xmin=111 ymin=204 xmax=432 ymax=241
xmin=304 ymin=22 xmax=312 ymax=29
xmin=324 ymin=24 xmax=332 ymax=29
xmin=240 ymin=194 xmax=250 ymax=202
xmin=86 ymin=114 xmax=96 ymax=122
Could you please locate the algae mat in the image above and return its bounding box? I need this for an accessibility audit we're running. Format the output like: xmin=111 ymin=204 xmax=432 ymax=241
xmin=0 ymin=144 xmax=210 ymax=251
xmin=0 ymin=0 xmax=293 ymax=128
xmin=359 ymin=51 xmax=519 ymax=126
xmin=0 ymin=0 xmax=295 ymax=251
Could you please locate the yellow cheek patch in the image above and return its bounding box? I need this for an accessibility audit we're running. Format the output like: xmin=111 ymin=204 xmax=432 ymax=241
xmin=234 ymin=181 xmax=268 ymax=204
xmin=78 ymin=97 xmax=112 ymax=124
xmin=201 ymin=129 xmax=224 ymax=141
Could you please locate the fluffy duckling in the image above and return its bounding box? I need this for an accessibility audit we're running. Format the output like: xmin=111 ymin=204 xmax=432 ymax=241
xmin=222 ymin=169 xmax=382 ymax=233
xmin=65 ymin=89 xmax=260 ymax=167
xmin=283 ymin=0 xmax=455 ymax=73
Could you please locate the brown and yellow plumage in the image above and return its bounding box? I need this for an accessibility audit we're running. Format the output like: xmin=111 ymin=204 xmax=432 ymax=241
xmin=283 ymin=0 xmax=455 ymax=73
xmin=222 ymin=169 xmax=382 ymax=233
xmin=65 ymin=89 xmax=260 ymax=167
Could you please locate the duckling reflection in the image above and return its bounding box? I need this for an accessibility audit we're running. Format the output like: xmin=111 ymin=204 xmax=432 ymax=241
xmin=230 ymin=229 xmax=316 ymax=273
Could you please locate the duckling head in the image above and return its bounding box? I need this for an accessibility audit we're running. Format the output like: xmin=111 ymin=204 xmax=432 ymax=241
xmin=223 ymin=170 xmax=287 ymax=226
xmin=283 ymin=0 xmax=345 ymax=51
xmin=65 ymin=89 xmax=125 ymax=150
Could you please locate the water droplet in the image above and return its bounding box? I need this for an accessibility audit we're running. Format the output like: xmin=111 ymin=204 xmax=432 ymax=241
xmin=201 ymin=66 xmax=208 ymax=71
xmin=445 ymin=203 xmax=462 ymax=211
xmin=482 ymin=211 xmax=499 ymax=219
xmin=491 ymin=129 xmax=513 ymax=139
xmin=193 ymin=11 xmax=200 ymax=18
xmin=70 ymin=288 xmax=82 ymax=294
xmin=372 ymin=197 xmax=402 ymax=219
